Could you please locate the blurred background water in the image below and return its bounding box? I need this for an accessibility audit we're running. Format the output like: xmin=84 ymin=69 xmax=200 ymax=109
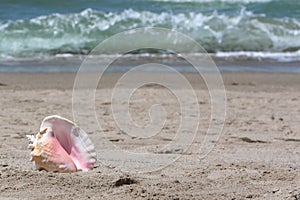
xmin=0 ymin=0 xmax=300 ymax=72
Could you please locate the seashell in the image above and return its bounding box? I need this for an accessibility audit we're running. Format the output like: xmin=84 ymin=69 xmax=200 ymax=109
xmin=27 ymin=115 xmax=96 ymax=173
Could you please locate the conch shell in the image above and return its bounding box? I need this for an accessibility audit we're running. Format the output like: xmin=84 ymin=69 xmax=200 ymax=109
xmin=27 ymin=115 xmax=96 ymax=173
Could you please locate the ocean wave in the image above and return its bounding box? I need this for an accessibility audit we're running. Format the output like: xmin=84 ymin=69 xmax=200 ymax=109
xmin=0 ymin=8 xmax=299 ymax=59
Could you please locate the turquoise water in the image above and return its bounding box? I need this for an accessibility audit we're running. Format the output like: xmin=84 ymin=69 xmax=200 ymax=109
xmin=0 ymin=0 xmax=300 ymax=62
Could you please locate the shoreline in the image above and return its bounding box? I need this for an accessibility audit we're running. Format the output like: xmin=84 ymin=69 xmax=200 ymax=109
xmin=1 ymin=54 xmax=300 ymax=73
xmin=0 ymin=72 xmax=299 ymax=91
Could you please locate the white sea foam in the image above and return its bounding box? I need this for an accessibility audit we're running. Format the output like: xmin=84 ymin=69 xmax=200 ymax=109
xmin=216 ymin=51 xmax=300 ymax=62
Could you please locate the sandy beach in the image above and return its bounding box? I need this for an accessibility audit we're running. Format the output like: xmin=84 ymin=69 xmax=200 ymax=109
xmin=0 ymin=72 xmax=299 ymax=199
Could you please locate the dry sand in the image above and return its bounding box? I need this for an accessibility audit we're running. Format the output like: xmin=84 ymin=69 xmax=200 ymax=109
xmin=0 ymin=72 xmax=299 ymax=199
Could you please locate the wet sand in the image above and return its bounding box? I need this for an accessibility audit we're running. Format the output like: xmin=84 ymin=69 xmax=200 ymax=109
xmin=0 ymin=72 xmax=299 ymax=199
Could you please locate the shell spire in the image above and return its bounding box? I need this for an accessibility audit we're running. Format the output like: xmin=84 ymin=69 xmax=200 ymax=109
xmin=27 ymin=115 xmax=96 ymax=173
